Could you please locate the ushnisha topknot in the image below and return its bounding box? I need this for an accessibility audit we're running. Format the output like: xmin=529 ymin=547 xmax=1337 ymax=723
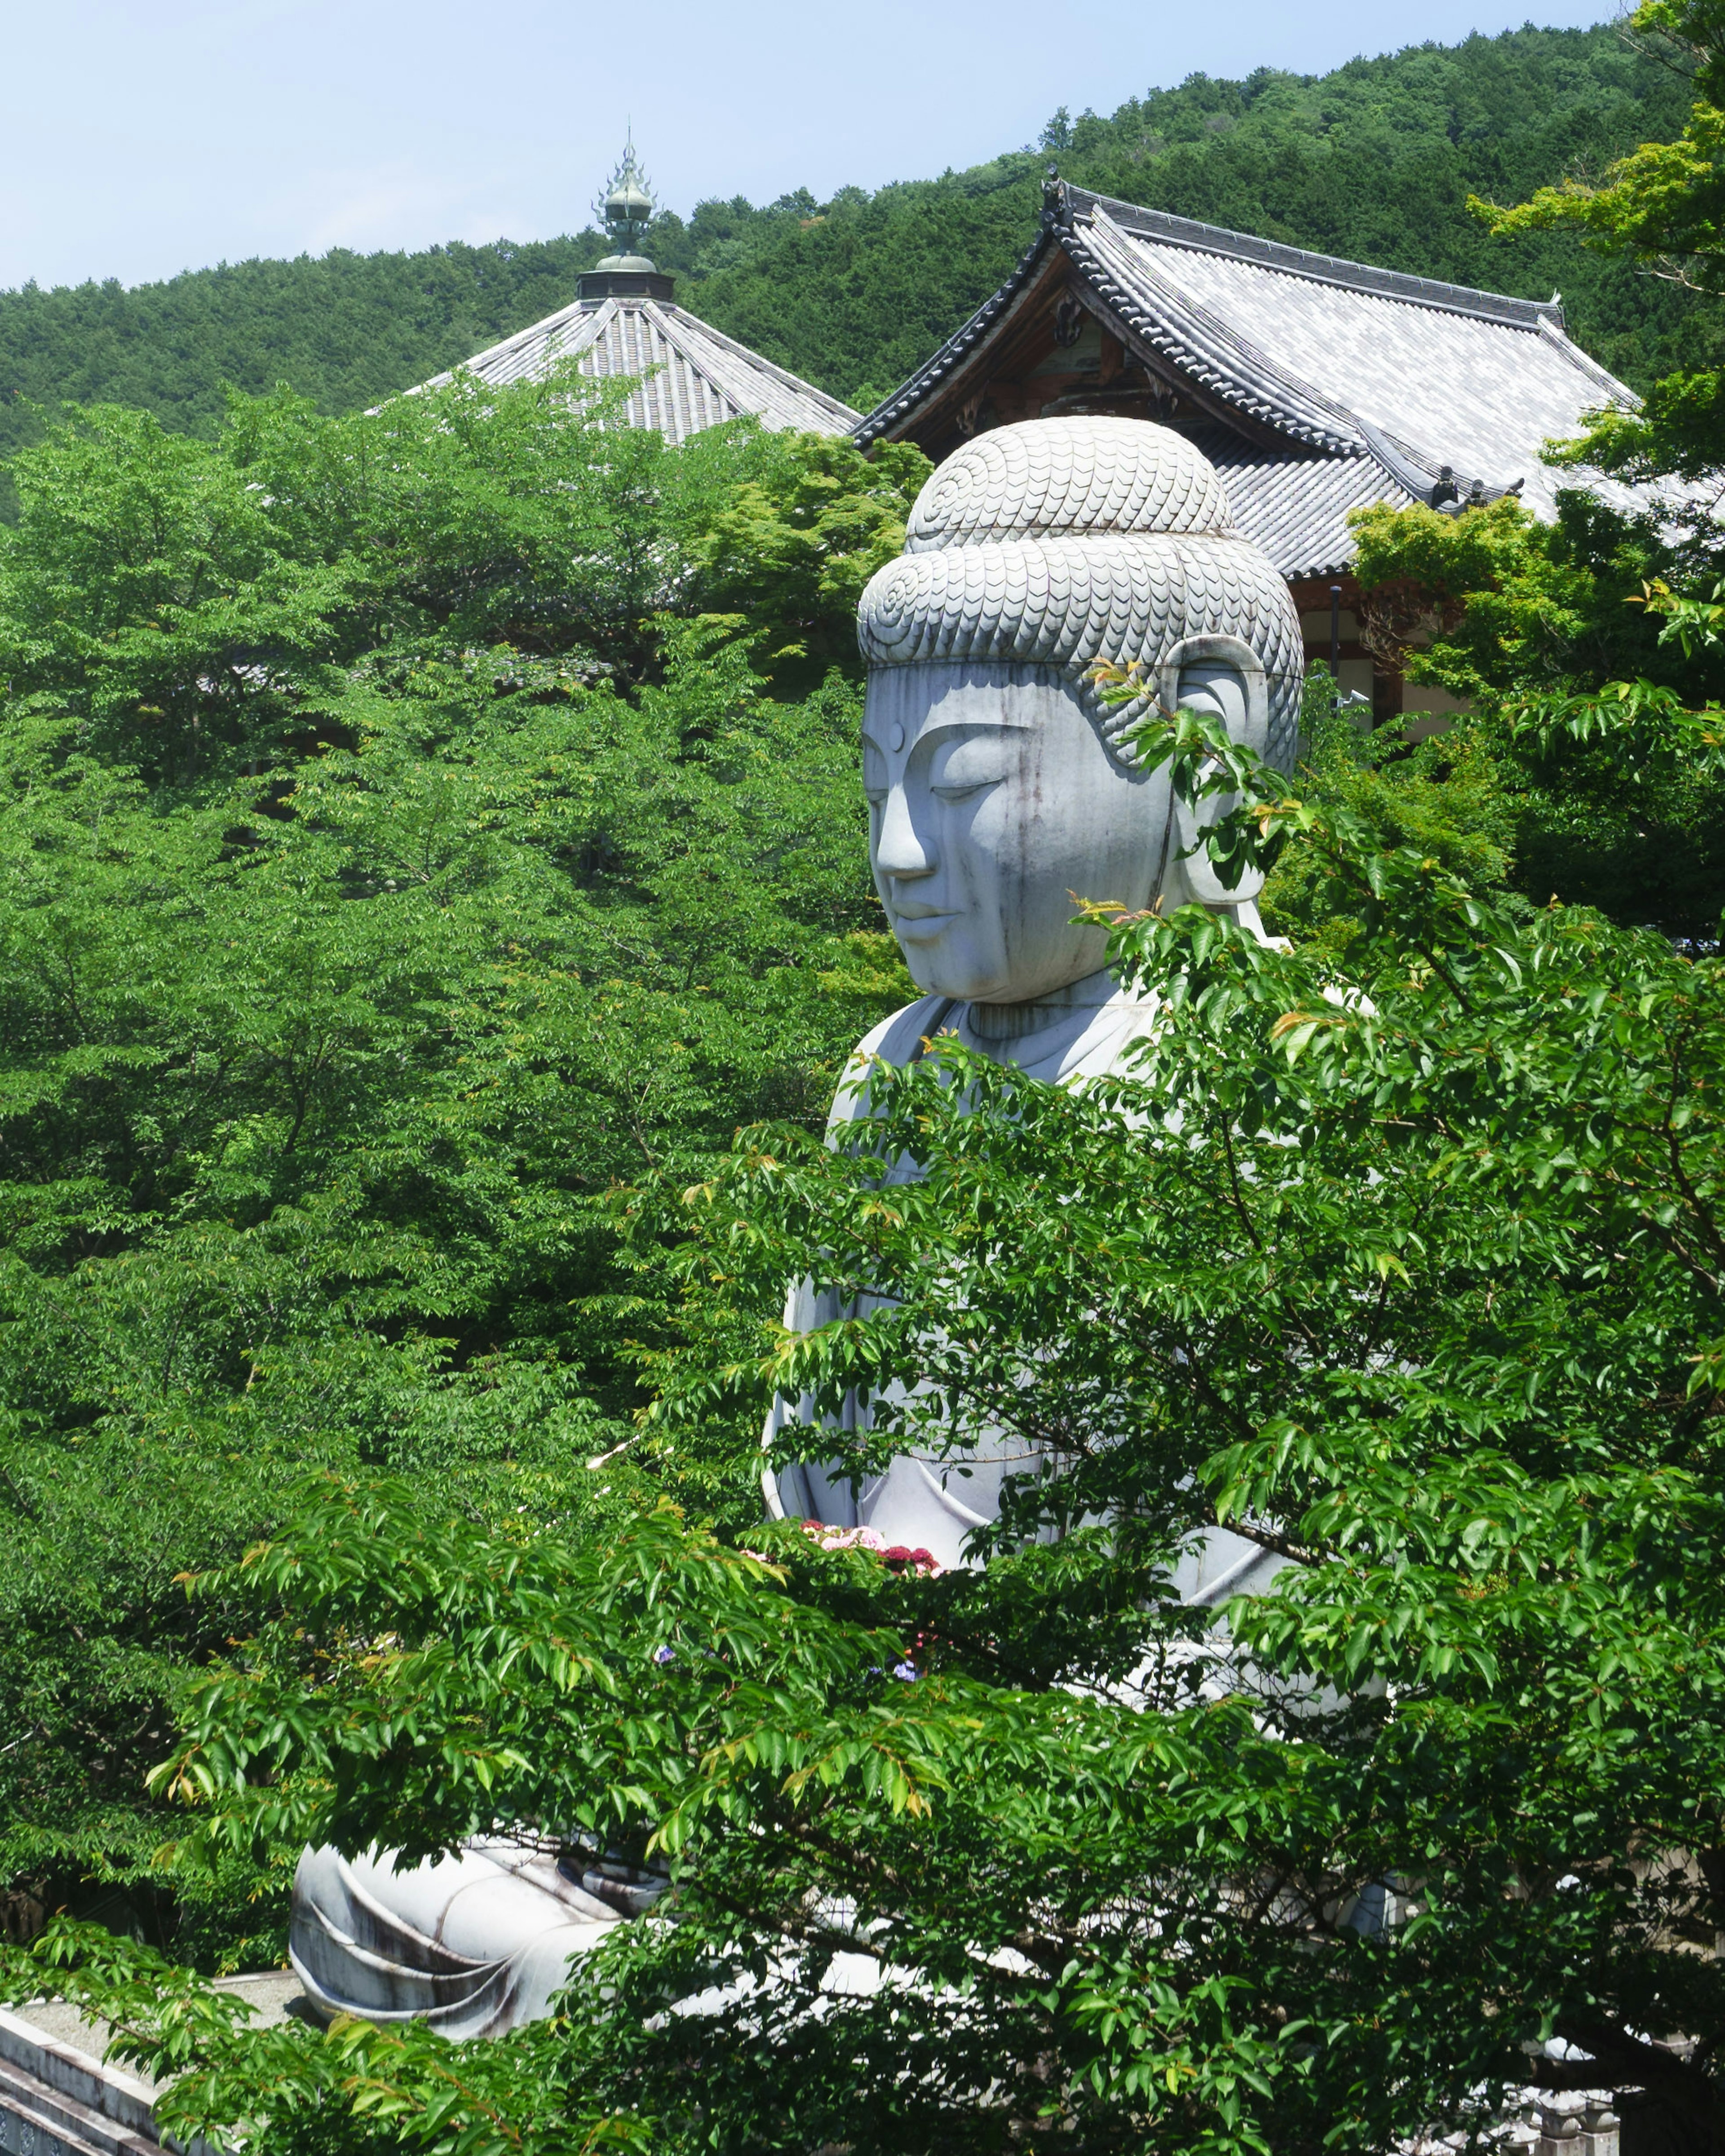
xmin=858 ymin=418 xmax=1305 ymax=772
xmin=904 ymin=415 xmax=1238 ymax=551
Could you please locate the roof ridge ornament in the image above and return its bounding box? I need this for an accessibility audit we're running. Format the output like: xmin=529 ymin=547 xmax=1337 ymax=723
xmin=1042 ymin=165 xmax=1070 ymax=228
xmin=594 ymin=129 xmax=658 ymax=271
xmin=581 ymin=128 xmax=677 ymax=301
xmin=1356 ymin=418 xmax=1522 ymax=516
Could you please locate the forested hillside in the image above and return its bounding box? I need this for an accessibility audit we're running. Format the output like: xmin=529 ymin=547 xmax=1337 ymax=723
xmin=0 ymin=240 xmax=605 ymax=460
xmin=670 ymin=23 xmax=1713 ymax=407
xmin=0 ymin=19 xmax=1712 ymax=481
xmin=0 ymin=372 xmax=929 ymax=1951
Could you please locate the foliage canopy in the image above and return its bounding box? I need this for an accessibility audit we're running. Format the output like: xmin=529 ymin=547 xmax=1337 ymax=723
xmin=15 ymin=707 xmax=1725 ymax=2151
xmin=0 ymin=366 xmax=923 ymax=1948
xmin=12 ymin=18 xmax=1725 ymax=2147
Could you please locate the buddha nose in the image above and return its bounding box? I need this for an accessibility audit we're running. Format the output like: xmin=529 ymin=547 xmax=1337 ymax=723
xmin=874 ymin=784 xmax=933 ymax=879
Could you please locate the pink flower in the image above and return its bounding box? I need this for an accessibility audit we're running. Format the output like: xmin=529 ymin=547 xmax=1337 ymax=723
xmin=796 ymin=1519 xmax=944 ymax=1575
xmin=799 ymin=1519 xmax=888 ymax=1554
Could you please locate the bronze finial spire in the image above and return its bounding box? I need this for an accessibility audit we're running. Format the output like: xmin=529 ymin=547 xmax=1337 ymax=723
xmin=595 ymin=128 xmax=655 ymax=264
xmin=580 ymin=129 xmax=675 ymax=300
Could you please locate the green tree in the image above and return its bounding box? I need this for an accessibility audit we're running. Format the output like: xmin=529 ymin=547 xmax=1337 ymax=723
xmin=0 ymin=366 xmax=916 ymax=1954
xmin=1259 ymin=663 xmax=1516 ymax=952
xmin=18 ymin=707 xmax=1725 ymax=2151
xmin=1326 ymin=4 xmax=1725 ymax=939
xmin=1477 ymin=1 xmax=1725 ymax=482
xmin=0 ymin=401 xmax=360 ymax=783
xmin=1336 ymin=491 xmax=1725 ymax=935
xmin=687 ymin=433 xmax=931 ymax=691
xmin=0 ymin=367 xmax=924 ymax=784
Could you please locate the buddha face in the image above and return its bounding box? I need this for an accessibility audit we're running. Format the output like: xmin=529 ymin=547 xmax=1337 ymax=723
xmin=862 ymin=662 xmax=1170 ymax=1005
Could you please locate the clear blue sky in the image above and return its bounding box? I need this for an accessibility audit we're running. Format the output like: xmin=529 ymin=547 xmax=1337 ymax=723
xmin=1 ymin=0 xmax=1621 ymax=293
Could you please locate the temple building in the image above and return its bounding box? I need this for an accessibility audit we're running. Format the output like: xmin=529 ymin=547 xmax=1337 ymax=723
xmin=855 ymin=174 xmax=1642 ymax=730
xmin=419 ymin=139 xmax=858 ymax=443
xmin=425 ymin=151 xmax=1643 ymax=730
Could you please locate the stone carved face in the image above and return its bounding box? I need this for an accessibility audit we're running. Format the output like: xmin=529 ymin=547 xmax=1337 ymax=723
xmin=863 ymin=646 xmax=1272 ymax=1006
xmin=856 ymin=420 xmax=1302 ymax=1004
xmin=864 ymin=662 xmax=1170 ymax=1004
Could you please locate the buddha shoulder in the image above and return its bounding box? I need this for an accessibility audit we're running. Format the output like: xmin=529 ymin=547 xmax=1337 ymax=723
xmin=828 ymin=992 xmax=960 ymax=1134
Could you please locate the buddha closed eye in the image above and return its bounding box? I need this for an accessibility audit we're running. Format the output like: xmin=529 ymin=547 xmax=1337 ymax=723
xmin=861 ymin=725 xmax=1015 ymax=811
xmin=930 ymin=738 xmax=1009 ymax=803
xmin=860 ymin=666 xmax=1168 ymax=1004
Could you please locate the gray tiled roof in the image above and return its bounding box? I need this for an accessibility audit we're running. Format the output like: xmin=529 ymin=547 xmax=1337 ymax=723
xmin=1194 ymin=436 xmax=1414 ymax=582
xmin=420 ymin=295 xmax=858 ymax=444
xmin=1069 ymin=210 xmax=1365 ymax=456
xmin=1085 ymin=193 xmax=1634 ymax=518
xmin=857 ymin=185 xmax=1645 ymax=576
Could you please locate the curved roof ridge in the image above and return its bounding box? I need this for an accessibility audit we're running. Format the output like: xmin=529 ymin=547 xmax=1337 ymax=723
xmin=854 ymin=227 xmax=1056 ymax=447
xmin=1534 ymin=311 xmax=1641 ymax=407
xmin=854 ymin=177 xmax=1649 ymax=562
xmin=1067 ymin=186 xmax=1568 ymax=332
xmin=1075 ymin=202 xmax=1600 ymax=504
xmin=415 ymin=293 xmax=855 ymax=443
xmin=418 ymin=298 xmax=612 ymax=391
xmin=1070 ymin=209 xmax=1365 ymax=455
xmin=1185 ymin=429 xmax=1414 ymax=580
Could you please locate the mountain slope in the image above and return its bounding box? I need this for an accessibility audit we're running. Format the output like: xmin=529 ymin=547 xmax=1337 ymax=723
xmin=0 ymin=21 xmax=1710 ymax=478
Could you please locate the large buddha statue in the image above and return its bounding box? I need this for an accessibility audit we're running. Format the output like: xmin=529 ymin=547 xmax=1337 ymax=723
xmin=290 ymin=416 xmax=1304 ymax=2037
xmin=767 ymin=416 xmax=1303 ymax=1576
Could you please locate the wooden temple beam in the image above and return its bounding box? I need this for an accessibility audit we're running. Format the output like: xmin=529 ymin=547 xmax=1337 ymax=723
xmin=881 ymin=248 xmax=1315 ymax=461
xmin=1055 ymin=277 xmax=1301 ymax=452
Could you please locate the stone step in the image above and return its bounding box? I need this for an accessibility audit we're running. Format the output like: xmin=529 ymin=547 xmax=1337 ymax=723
xmin=0 ymin=2053 xmax=158 ymax=2156
xmin=0 ymin=2009 xmax=158 ymax=2156
xmin=0 ymin=1976 xmax=306 ymax=2156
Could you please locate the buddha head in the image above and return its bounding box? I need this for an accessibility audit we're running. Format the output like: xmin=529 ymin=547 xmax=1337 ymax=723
xmin=856 ymin=418 xmax=1303 ymax=1005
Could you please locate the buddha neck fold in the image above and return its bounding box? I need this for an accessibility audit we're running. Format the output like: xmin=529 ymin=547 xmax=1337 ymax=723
xmin=964 ymin=966 xmax=1124 ymax=1042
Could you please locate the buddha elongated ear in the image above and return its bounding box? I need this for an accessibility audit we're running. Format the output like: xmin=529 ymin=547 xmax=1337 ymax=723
xmin=1154 ymin=634 xmax=1270 ymax=758
xmin=1154 ymin=633 xmax=1272 ymax=915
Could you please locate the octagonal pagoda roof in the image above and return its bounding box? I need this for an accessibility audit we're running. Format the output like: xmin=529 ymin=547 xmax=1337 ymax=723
xmin=420 ymin=289 xmax=858 ymax=445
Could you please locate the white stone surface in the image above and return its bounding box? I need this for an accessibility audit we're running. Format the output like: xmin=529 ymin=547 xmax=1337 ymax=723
xmin=0 ymin=2006 xmax=158 ymax=2155
xmin=769 ymin=417 xmax=1301 ymax=1572
xmin=903 ymin=416 xmax=1237 ymax=548
xmin=859 ymin=420 xmax=1304 ymax=770
xmin=862 ymin=663 xmax=1174 ymax=1004
xmin=290 ymin=1841 xmax=652 ymax=2041
xmin=0 ymin=1973 xmax=315 ymax=2152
